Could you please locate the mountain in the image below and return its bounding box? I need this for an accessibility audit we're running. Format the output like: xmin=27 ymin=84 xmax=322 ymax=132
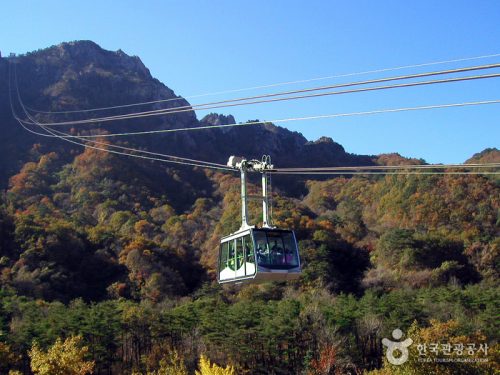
xmin=0 ymin=40 xmax=373 ymax=190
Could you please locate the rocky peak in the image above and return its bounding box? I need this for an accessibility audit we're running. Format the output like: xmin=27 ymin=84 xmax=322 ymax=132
xmin=52 ymin=40 xmax=151 ymax=79
xmin=201 ymin=113 xmax=236 ymax=126
xmin=309 ymin=136 xmax=335 ymax=145
xmin=306 ymin=136 xmax=345 ymax=152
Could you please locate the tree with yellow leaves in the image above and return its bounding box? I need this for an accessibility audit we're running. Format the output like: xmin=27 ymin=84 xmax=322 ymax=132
xmin=137 ymin=349 xmax=189 ymax=375
xmin=29 ymin=335 xmax=95 ymax=375
xmin=195 ymin=355 xmax=236 ymax=375
xmin=155 ymin=349 xmax=189 ymax=375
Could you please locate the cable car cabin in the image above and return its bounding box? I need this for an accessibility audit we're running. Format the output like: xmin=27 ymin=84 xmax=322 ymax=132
xmin=218 ymin=227 xmax=301 ymax=283
xmin=218 ymin=156 xmax=301 ymax=284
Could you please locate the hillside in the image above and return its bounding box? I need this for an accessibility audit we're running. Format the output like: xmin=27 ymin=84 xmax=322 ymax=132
xmin=0 ymin=42 xmax=498 ymax=375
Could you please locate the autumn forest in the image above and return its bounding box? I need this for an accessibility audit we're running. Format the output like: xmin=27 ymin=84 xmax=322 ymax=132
xmin=0 ymin=41 xmax=498 ymax=375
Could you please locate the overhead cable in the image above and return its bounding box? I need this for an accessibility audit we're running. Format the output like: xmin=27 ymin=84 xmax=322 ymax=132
xmin=270 ymin=171 xmax=500 ymax=175
xmin=17 ymin=113 xmax=500 ymax=174
xmin=272 ymin=163 xmax=500 ymax=172
xmin=30 ymin=64 xmax=500 ymax=126
xmin=26 ymin=53 xmax=500 ymax=114
xmin=11 ymin=62 xmax=500 ymax=176
xmin=15 ymin=116 xmax=500 ymax=176
xmin=38 ymin=99 xmax=500 ymax=138
xmin=9 ymin=63 xmax=236 ymax=172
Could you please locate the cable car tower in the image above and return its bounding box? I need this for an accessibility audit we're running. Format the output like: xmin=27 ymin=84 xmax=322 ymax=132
xmin=217 ymin=156 xmax=301 ymax=284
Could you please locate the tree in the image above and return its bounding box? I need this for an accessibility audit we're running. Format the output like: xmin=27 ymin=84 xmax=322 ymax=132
xmin=29 ymin=335 xmax=95 ymax=375
xmin=0 ymin=342 xmax=20 ymax=373
xmin=145 ymin=350 xmax=189 ymax=375
xmin=307 ymin=344 xmax=338 ymax=375
xmin=195 ymin=355 xmax=236 ymax=375
xmin=334 ymin=198 xmax=367 ymax=243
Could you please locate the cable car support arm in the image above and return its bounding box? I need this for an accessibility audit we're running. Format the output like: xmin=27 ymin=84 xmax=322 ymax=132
xmin=227 ymin=155 xmax=275 ymax=231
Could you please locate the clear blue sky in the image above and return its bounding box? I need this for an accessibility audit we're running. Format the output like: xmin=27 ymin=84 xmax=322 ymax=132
xmin=2 ymin=0 xmax=499 ymax=163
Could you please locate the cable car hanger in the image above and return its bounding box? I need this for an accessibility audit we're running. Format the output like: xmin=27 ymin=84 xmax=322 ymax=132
xmin=226 ymin=154 xmax=276 ymax=230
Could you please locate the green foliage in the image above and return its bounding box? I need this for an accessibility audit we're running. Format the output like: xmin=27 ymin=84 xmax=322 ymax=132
xmin=302 ymin=229 xmax=369 ymax=294
xmin=370 ymin=229 xmax=480 ymax=289
xmin=0 ymin=146 xmax=498 ymax=374
xmin=0 ymin=283 xmax=497 ymax=374
xmin=146 ymin=349 xmax=189 ymax=375
xmin=334 ymin=198 xmax=367 ymax=242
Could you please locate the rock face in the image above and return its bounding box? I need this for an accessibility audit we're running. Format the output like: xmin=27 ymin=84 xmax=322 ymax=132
xmin=0 ymin=40 xmax=374 ymax=188
xmin=201 ymin=113 xmax=236 ymax=127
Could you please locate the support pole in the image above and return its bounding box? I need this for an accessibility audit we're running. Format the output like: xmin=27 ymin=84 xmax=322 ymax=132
xmin=228 ymin=155 xmax=274 ymax=232
xmin=262 ymin=172 xmax=270 ymax=228
xmin=240 ymin=166 xmax=250 ymax=230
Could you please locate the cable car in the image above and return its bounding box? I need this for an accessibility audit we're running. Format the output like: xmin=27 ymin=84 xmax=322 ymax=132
xmin=217 ymin=156 xmax=301 ymax=284
xmin=218 ymin=227 xmax=301 ymax=283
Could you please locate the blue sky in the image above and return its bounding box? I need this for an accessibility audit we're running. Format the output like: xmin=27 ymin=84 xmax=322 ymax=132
xmin=2 ymin=0 xmax=499 ymax=163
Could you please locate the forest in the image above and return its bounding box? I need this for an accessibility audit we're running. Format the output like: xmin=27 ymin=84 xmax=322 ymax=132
xmin=0 ymin=144 xmax=498 ymax=374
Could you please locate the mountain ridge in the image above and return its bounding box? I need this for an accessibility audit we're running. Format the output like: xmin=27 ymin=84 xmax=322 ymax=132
xmin=1 ymin=40 xmax=498 ymax=191
xmin=0 ymin=40 xmax=404 ymax=188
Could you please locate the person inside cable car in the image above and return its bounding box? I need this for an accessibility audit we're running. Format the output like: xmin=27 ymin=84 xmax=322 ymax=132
xmin=228 ymin=245 xmax=235 ymax=270
xmin=284 ymin=247 xmax=293 ymax=264
xmin=271 ymin=240 xmax=283 ymax=265
xmin=256 ymin=238 xmax=268 ymax=264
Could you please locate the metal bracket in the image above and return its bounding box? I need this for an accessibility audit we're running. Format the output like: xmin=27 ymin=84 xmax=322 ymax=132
xmin=227 ymin=155 xmax=275 ymax=230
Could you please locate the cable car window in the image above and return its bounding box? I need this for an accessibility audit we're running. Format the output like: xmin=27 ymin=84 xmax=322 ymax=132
xmin=267 ymin=232 xmax=284 ymax=266
xmin=235 ymin=237 xmax=245 ymax=276
xmin=220 ymin=241 xmax=228 ymax=271
xmin=254 ymin=231 xmax=269 ymax=266
xmin=252 ymin=230 xmax=300 ymax=269
xmin=219 ymin=241 xmax=234 ymax=281
xmin=281 ymin=232 xmax=299 ymax=267
xmin=228 ymin=240 xmax=236 ymax=271
xmin=243 ymin=234 xmax=255 ymax=276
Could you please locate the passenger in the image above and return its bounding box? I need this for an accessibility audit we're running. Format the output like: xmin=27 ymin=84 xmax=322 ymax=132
xmin=228 ymin=247 xmax=235 ymax=269
xmin=271 ymin=240 xmax=283 ymax=264
xmin=271 ymin=240 xmax=281 ymax=252
xmin=257 ymin=244 xmax=265 ymax=263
